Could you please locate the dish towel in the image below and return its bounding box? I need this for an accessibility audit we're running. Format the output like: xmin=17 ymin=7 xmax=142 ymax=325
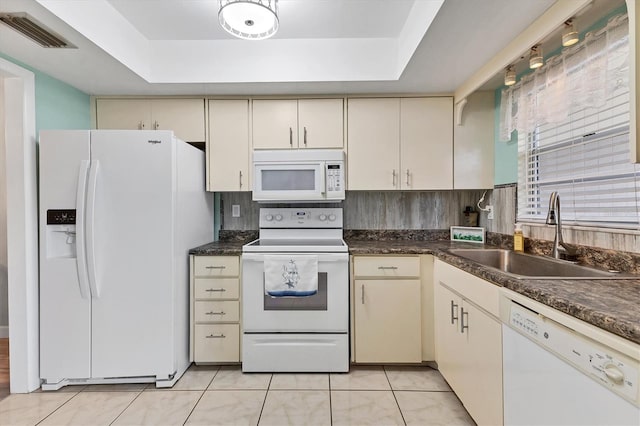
xmin=264 ymin=255 xmax=318 ymax=297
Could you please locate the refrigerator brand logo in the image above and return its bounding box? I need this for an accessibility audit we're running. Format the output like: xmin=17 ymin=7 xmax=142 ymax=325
xmin=148 ymin=139 xmax=162 ymax=145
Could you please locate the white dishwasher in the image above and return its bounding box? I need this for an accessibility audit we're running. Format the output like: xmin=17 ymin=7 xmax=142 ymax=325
xmin=500 ymin=290 xmax=640 ymax=426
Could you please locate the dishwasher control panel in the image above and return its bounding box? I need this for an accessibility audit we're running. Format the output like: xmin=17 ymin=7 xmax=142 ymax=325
xmin=510 ymin=303 xmax=639 ymax=406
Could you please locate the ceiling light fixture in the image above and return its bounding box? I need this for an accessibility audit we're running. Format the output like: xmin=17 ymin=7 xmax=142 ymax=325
xmin=529 ymin=45 xmax=544 ymax=69
xmin=219 ymin=0 xmax=279 ymax=40
xmin=504 ymin=65 xmax=516 ymax=86
xmin=562 ymin=19 xmax=579 ymax=47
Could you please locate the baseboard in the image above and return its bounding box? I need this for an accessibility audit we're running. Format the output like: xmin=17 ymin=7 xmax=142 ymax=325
xmin=0 ymin=325 xmax=8 ymax=338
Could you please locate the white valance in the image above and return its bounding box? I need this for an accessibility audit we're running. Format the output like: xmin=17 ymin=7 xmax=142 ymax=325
xmin=499 ymin=14 xmax=629 ymax=141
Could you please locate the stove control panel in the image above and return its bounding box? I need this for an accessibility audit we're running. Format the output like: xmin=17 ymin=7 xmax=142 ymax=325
xmin=260 ymin=208 xmax=343 ymax=228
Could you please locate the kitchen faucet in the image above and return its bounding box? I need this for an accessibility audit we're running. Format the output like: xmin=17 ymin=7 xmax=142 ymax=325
xmin=546 ymin=192 xmax=578 ymax=260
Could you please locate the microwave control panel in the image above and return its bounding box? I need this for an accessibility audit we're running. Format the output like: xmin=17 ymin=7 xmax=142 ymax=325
xmin=326 ymin=163 xmax=344 ymax=195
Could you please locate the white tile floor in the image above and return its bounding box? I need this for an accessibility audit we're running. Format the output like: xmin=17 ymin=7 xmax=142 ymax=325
xmin=0 ymin=365 xmax=476 ymax=425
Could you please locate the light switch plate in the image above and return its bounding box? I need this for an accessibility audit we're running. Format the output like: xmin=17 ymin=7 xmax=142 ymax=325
xmin=232 ymin=205 xmax=240 ymax=217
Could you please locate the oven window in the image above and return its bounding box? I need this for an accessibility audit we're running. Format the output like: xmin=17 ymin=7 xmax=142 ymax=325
xmin=261 ymin=169 xmax=316 ymax=191
xmin=264 ymin=272 xmax=327 ymax=311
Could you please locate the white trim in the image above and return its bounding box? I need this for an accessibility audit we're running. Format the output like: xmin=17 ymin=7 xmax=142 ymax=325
xmin=1 ymin=57 xmax=40 ymax=393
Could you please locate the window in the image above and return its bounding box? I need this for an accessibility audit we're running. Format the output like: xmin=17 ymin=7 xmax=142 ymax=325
xmin=501 ymin=14 xmax=640 ymax=229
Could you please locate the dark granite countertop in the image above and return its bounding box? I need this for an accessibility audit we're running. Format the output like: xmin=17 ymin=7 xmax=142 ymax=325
xmin=189 ymin=235 xmax=640 ymax=345
xmin=347 ymin=238 xmax=640 ymax=345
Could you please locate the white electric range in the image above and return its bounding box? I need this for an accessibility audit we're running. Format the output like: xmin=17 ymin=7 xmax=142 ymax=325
xmin=241 ymin=208 xmax=349 ymax=372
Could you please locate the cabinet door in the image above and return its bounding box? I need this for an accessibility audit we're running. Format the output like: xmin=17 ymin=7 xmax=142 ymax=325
xmin=96 ymin=99 xmax=151 ymax=130
xmin=434 ymin=283 xmax=465 ymax=391
xmin=151 ymin=99 xmax=205 ymax=142
xmin=453 ymin=91 xmax=494 ymax=189
xmin=400 ymin=97 xmax=453 ymax=190
xmin=354 ymin=279 xmax=421 ymax=363
xmin=298 ymin=99 xmax=344 ymax=148
xmin=208 ymin=100 xmax=250 ymax=191
xmin=252 ymin=99 xmax=298 ymax=149
xmin=347 ymin=98 xmax=400 ymax=190
xmin=458 ymin=301 xmax=503 ymax=426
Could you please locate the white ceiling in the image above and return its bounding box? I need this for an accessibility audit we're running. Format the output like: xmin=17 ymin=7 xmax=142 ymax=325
xmin=0 ymin=0 xmax=557 ymax=96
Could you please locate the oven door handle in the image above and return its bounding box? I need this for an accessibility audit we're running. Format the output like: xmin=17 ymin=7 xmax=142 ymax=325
xmin=242 ymin=253 xmax=348 ymax=263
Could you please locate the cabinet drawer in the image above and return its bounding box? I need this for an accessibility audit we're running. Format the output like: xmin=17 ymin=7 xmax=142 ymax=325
xmin=194 ymin=278 xmax=239 ymax=300
xmin=194 ymin=324 xmax=240 ymax=363
xmin=195 ymin=300 xmax=240 ymax=323
xmin=353 ymin=256 xmax=420 ymax=278
xmin=194 ymin=256 xmax=239 ymax=277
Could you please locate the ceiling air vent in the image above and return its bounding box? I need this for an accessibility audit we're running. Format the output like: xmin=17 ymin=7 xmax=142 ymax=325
xmin=0 ymin=12 xmax=75 ymax=48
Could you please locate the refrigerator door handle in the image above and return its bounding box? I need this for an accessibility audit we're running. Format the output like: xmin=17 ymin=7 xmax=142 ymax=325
xmin=86 ymin=160 xmax=101 ymax=298
xmin=75 ymin=160 xmax=91 ymax=299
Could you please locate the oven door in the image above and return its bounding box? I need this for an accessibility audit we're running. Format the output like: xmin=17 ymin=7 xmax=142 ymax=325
xmin=242 ymin=252 xmax=348 ymax=333
xmin=253 ymin=162 xmax=326 ymax=201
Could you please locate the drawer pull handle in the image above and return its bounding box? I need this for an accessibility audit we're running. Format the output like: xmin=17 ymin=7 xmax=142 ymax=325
xmin=205 ymin=265 xmax=226 ymax=269
xmin=205 ymin=311 xmax=226 ymax=316
xmin=378 ymin=266 xmax=398 ymax=270
xmin=205 ymin=333 xmax=225 ymax=339
xmin=450 ymin=300 xmax=459 ymax=325
xmin=460 ymin=307 xmax=469 ymax=333
xmin=205 ymin=288 xmax=226 ymax=292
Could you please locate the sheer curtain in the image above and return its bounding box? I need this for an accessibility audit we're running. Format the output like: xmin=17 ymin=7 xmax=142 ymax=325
xmin=499 ymin=14 xmax=629 ymax=139
xmin=500 ymin=14 xmax=640 ymax=229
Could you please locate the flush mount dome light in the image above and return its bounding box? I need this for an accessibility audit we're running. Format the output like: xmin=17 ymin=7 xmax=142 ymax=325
xmin=219 ymin=0 xmax=279 ymax=40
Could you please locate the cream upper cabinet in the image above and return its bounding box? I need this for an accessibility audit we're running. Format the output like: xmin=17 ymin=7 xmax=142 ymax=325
xmin=208 ymin=99 xmax=250 ymax=192
xmin=252 ymin=98 xmax=344 ymax=149
xmin=96 ymin=98 xmax=206 ymax=143
xmin=298 ymin=98 xmax=344 ymax=148
xmin=347 ymin=98 xmax=400 ymax=190
xmin=453 ymin=91 xmax=494 ymax=189
xmin=347 ymin=97 xmax=453 ymax=190
xmin=401 ymin=97 xmax=453 ymax=189
xmin=352 ymin=256 xmax=422 ymax=363
xmin=252 ymin=99 xmax=298 ymax=149
xmin=433 ymin=260 xmax=503 ymax=426
xmin=95 ymin=99 xmax=151 ymax=131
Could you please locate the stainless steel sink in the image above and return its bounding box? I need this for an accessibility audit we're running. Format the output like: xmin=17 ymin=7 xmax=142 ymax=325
xmin=448 ymin=249 xmax=636 ymax=280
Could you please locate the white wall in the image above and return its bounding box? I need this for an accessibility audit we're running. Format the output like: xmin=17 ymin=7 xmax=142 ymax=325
xmin=0 ymin=77 xmax=7 ymax=338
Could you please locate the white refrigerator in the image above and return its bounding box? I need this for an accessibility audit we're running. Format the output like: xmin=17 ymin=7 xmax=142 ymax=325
xmin=38 ymin=130 xmax=214 ymax=390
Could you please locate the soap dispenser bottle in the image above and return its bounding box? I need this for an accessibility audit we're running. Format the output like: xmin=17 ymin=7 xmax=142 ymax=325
xmin=513 ymin=223 xmax=524 ymax=252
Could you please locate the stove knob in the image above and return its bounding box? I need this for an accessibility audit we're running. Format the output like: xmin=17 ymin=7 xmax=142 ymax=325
xmin=275 ymin=214 xmax=283 ymax=221
xmin=328 ymin=214 xmax=337 ymax=221
xmin=265 ymin=214 xmax=274 ymax=221
xmin=319 ymin=214 xmax=327 ymax=221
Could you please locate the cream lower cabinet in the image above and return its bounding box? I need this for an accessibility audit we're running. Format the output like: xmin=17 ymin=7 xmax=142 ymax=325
xmin=96 ymin=98 xmax=206 ymax=143
xmin=434 ymin=259 xmax=503 ymax=426
xmin=190 ymin=255 xmax=241 ymax=364
xmin=207 ymin=99 xmax=250 ymax=191
xmin=352 ymin=255 xmax=422 ymax=363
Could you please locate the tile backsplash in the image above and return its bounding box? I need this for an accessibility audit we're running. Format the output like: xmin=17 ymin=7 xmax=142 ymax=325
xmin=219 ymin=190 xmax=495 ymax=231
xmin=219 ymin=185 xmax=638 ymax=255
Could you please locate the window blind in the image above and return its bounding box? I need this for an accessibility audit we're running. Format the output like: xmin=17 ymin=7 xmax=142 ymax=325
xmin=512 ymin=14 xmax=640 ymax=229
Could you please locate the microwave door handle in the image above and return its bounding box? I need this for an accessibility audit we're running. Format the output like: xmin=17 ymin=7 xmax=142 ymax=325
xmin=320 ymin=165 xmax=326 ymax=195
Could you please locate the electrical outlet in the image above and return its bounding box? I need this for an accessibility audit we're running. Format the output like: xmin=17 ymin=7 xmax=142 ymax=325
xmin=232 ymin=204 xmax=240 ymax=217
xmin=487 ymin=205 xmax=494 ymax=220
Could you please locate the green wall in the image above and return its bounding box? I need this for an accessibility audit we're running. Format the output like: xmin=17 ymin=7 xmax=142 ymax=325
xmin=0 ymin=53 xmax=90 ymax=134
xmin=493 ymin=89 xmax=518 ymax=185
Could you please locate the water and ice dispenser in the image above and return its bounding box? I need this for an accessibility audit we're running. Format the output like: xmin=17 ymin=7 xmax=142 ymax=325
xmin=46 ymin=209 xmax=77 ymax=258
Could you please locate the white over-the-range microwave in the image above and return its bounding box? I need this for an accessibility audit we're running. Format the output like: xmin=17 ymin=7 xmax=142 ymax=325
xmin=252 ymin=149 xmax=345 ymax=202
